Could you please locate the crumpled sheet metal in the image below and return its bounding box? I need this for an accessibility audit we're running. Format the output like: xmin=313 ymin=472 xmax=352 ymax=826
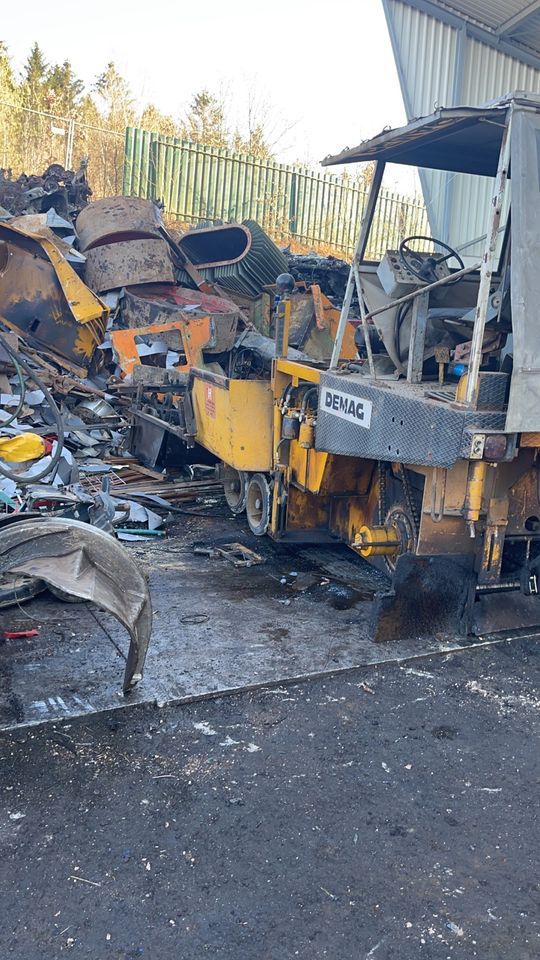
xmin=0 ymin=221 xmax=108 ymax=376
xmin=0 ymin=162 xmax=91 ymax=219
xmin=0 ymin=517 xmax=152 ymax=692
xmin=123 ymin=283 xmax=240 ymax=325
xmin=84 ymin=238 xmax=175 ymax=292
xmin=76 ymin=197 xmax=164 ymax=252
xmin=122 ymin=287 xmax=239 ymax=354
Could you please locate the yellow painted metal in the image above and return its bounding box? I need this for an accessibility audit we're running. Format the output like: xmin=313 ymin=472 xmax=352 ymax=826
xmin=463 ymin=460 xmax=487 ymax=523
xmin=455 ymin=373 xmax=469 ymax=403
xmin=289 ymin=443 xmax=329 ymax=493
xmin=275 ymin=298 xmax=291 ymax=359
xmin=299 ymin=419 xmax=315 ymax=449
xmin=111 ymin=317 xmax=212 ymax=376
xmin=274 ymin=360 xmax=321 ymax=384
xmin=192 ymin=375 xmax=273 ymax=471
xmin=6 ymin=222 xmax=108 ymax=327
xmin=354 ymin=525 xmax=400 ymax=558
xmin=0 ymin=221 xmax=108 ymax=375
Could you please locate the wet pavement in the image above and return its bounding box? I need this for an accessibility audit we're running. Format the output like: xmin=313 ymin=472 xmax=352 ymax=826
xmin=0 ymin=513 xmax=480 ymax=730
xmin=1 ymin=634 xmax=539 ymax=959
xmin=0 ymin=513 xmax=539 ymax=959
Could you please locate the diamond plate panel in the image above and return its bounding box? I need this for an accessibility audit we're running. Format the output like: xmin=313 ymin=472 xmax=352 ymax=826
xmin=316 ymin=372 xmax=506 ymax=468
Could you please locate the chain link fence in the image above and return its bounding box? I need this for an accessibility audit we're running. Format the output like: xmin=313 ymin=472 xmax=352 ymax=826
xmin=0 ymin=103 xmax=430 ymax=259
xmin=0 ymin=101 xmax=124 ymax=198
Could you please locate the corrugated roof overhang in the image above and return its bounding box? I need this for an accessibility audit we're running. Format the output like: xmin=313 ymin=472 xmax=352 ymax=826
xmin=401 ymin=0 xmax=540 ymax=69
xmin=322 ymin=104 xmax=509 ymax=174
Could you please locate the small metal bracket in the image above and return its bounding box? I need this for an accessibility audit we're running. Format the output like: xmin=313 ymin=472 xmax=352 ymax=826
xmin=406 ymin=290 xmax=430 ymax=383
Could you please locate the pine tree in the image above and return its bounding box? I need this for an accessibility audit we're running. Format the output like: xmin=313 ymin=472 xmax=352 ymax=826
xmin=18 ymin=43 xmax=53 ymax=172
xmin=181 ymin=90 xmax=229 ymax=148
xmin=47 ymin=60 xmax=84 ymax=118
xmin=0 ymin=42 xmax=22 ymax=170
xmin=20 ymin=42 xmax=49 ymax=109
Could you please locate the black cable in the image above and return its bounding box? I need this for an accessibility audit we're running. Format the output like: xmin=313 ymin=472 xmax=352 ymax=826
xmin=0 ymin=351 xmax=26 ymax=428
xmin=0 ymin=331 xmax=65 ymax=484
xmin=395 ymin=301 xmax=412 ymax=363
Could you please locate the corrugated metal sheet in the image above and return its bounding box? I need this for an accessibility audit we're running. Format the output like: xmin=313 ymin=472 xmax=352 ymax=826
xmin=123 ymin=129 xmax=429 ymax=259
xmin=385 ymin=0 xmax=540 ymax=258
xmin=406 ymin=1 xmax=540 ymax=61
xmin=437 ymin=0 xmax=531 ymax=31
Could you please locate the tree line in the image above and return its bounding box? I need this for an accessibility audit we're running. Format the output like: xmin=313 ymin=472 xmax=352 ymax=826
xmin=0 ymin=41 xmax=281 ymax=198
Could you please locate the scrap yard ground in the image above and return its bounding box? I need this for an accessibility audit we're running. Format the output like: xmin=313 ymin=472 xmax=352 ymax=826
xmin=1 ymin=623 xmax=539 ymax=959
xmin=0 ymin=512 xmax=539 ymax=959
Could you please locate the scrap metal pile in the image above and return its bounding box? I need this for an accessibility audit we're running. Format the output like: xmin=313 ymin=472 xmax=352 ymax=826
xmin=0 ymin=190 xmax=298 ymax=537
xmin=0 ymin=160 xmax=92 ymax=219
xmin=0 ymin=176 xmax=357 ymax=692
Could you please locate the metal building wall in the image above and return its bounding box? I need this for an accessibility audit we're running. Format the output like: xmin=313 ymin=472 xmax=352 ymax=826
xmin=383 ymin=0 xmax=540 ymax=256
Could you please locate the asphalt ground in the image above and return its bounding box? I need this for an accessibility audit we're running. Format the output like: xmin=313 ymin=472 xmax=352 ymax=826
xmin=1 ymin=633 xmax=539 ymax=959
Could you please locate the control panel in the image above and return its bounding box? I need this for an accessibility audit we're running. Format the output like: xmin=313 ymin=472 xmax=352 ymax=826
xmin=377 ymin=249 xmax=450 ymax=298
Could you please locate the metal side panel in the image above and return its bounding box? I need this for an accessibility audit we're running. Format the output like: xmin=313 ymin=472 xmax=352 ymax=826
xmin=507 ymin=106 xmax=540 ymax=431
xmin=315 ymin=372 xmax=505 ymax=468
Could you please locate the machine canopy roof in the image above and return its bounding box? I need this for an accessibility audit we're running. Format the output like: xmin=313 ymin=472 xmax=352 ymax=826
xmin=322 ymin=92 xmax=540 ymax=176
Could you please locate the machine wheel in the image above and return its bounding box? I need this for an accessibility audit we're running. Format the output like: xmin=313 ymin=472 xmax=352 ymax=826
xmin=0 ymin=573 xmax=47 ymax=608
xmin=222 ymin=465 xmax=249 ymax=514
xmin=383 ymin=503 xmax=416 ymax=573
xmin=246 ymin=473 xmax=271 ymax=536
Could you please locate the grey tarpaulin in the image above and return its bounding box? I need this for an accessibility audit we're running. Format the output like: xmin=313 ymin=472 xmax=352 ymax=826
xmin=506 ymin=106 xmax=540 ymax=431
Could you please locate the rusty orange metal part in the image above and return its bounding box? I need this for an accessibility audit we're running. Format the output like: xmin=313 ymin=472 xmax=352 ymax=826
xmin=111 ymin=316 xmax=213 ymax=376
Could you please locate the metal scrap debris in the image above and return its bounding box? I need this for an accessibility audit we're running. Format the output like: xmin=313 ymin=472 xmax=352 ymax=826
xmin=193 ymin=542 xmax=265 ymax=567
xmin=0 ymin=161 xmax=91 ymax=220
xmin=0 ymin=163 xmax=362 ymax=703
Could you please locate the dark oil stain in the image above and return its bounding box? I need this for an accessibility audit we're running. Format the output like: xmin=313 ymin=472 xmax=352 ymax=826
xmin=432 ymin=725 xmax=459 ymax=740
xmin=266 ymin=628 xmax=290 ymax=642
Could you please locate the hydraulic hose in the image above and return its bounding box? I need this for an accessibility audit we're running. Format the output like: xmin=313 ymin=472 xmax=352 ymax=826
xmin=0 ymin=351 xmax=26 ymax=428
xmin=0 ymin=330 xmax=65 ymax=484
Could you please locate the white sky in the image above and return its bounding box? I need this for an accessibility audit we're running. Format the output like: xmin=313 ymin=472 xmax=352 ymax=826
xmin=1 ymin=0 xmax=419 ymax=191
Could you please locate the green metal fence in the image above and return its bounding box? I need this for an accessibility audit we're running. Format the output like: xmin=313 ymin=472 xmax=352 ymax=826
xmin=123 ymin=127 xmax=429 ymax=258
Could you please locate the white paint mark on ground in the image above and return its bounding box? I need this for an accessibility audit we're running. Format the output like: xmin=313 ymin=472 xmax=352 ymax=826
xmin=193 ymin=721 xmax=218 ymax=736
xmin=365 ymin=938 xmax=385 ymax=958
xmin=466 ymin=679 xmax=540 ymax=713
xmin=28 ymin=694 xmax=96 ymax=719
xmin=401 ymin=667 xmax=436 ymax=679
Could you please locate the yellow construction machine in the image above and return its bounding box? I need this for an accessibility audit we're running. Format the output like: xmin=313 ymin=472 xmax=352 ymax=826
xmin=154 ymin=92 xmax=540 ymax=640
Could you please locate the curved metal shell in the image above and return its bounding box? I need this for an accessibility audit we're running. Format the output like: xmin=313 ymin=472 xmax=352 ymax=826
xmin=0 ymin=517 xmax=152 ymax=692
xmin=76 ymin=196 xmax=164 ymax=252
xmin=84 ymin=238 xmax=175 ymax=292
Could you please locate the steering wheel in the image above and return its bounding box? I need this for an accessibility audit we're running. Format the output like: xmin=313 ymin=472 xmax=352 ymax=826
xmin=398 ymin=235 xmax=465 ymax=285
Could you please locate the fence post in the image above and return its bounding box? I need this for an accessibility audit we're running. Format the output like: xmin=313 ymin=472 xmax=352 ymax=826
xmin=289 ymin=171 xmax=298 ymax=234
xmin=119 ymin=127 xmax=429 ymax=251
